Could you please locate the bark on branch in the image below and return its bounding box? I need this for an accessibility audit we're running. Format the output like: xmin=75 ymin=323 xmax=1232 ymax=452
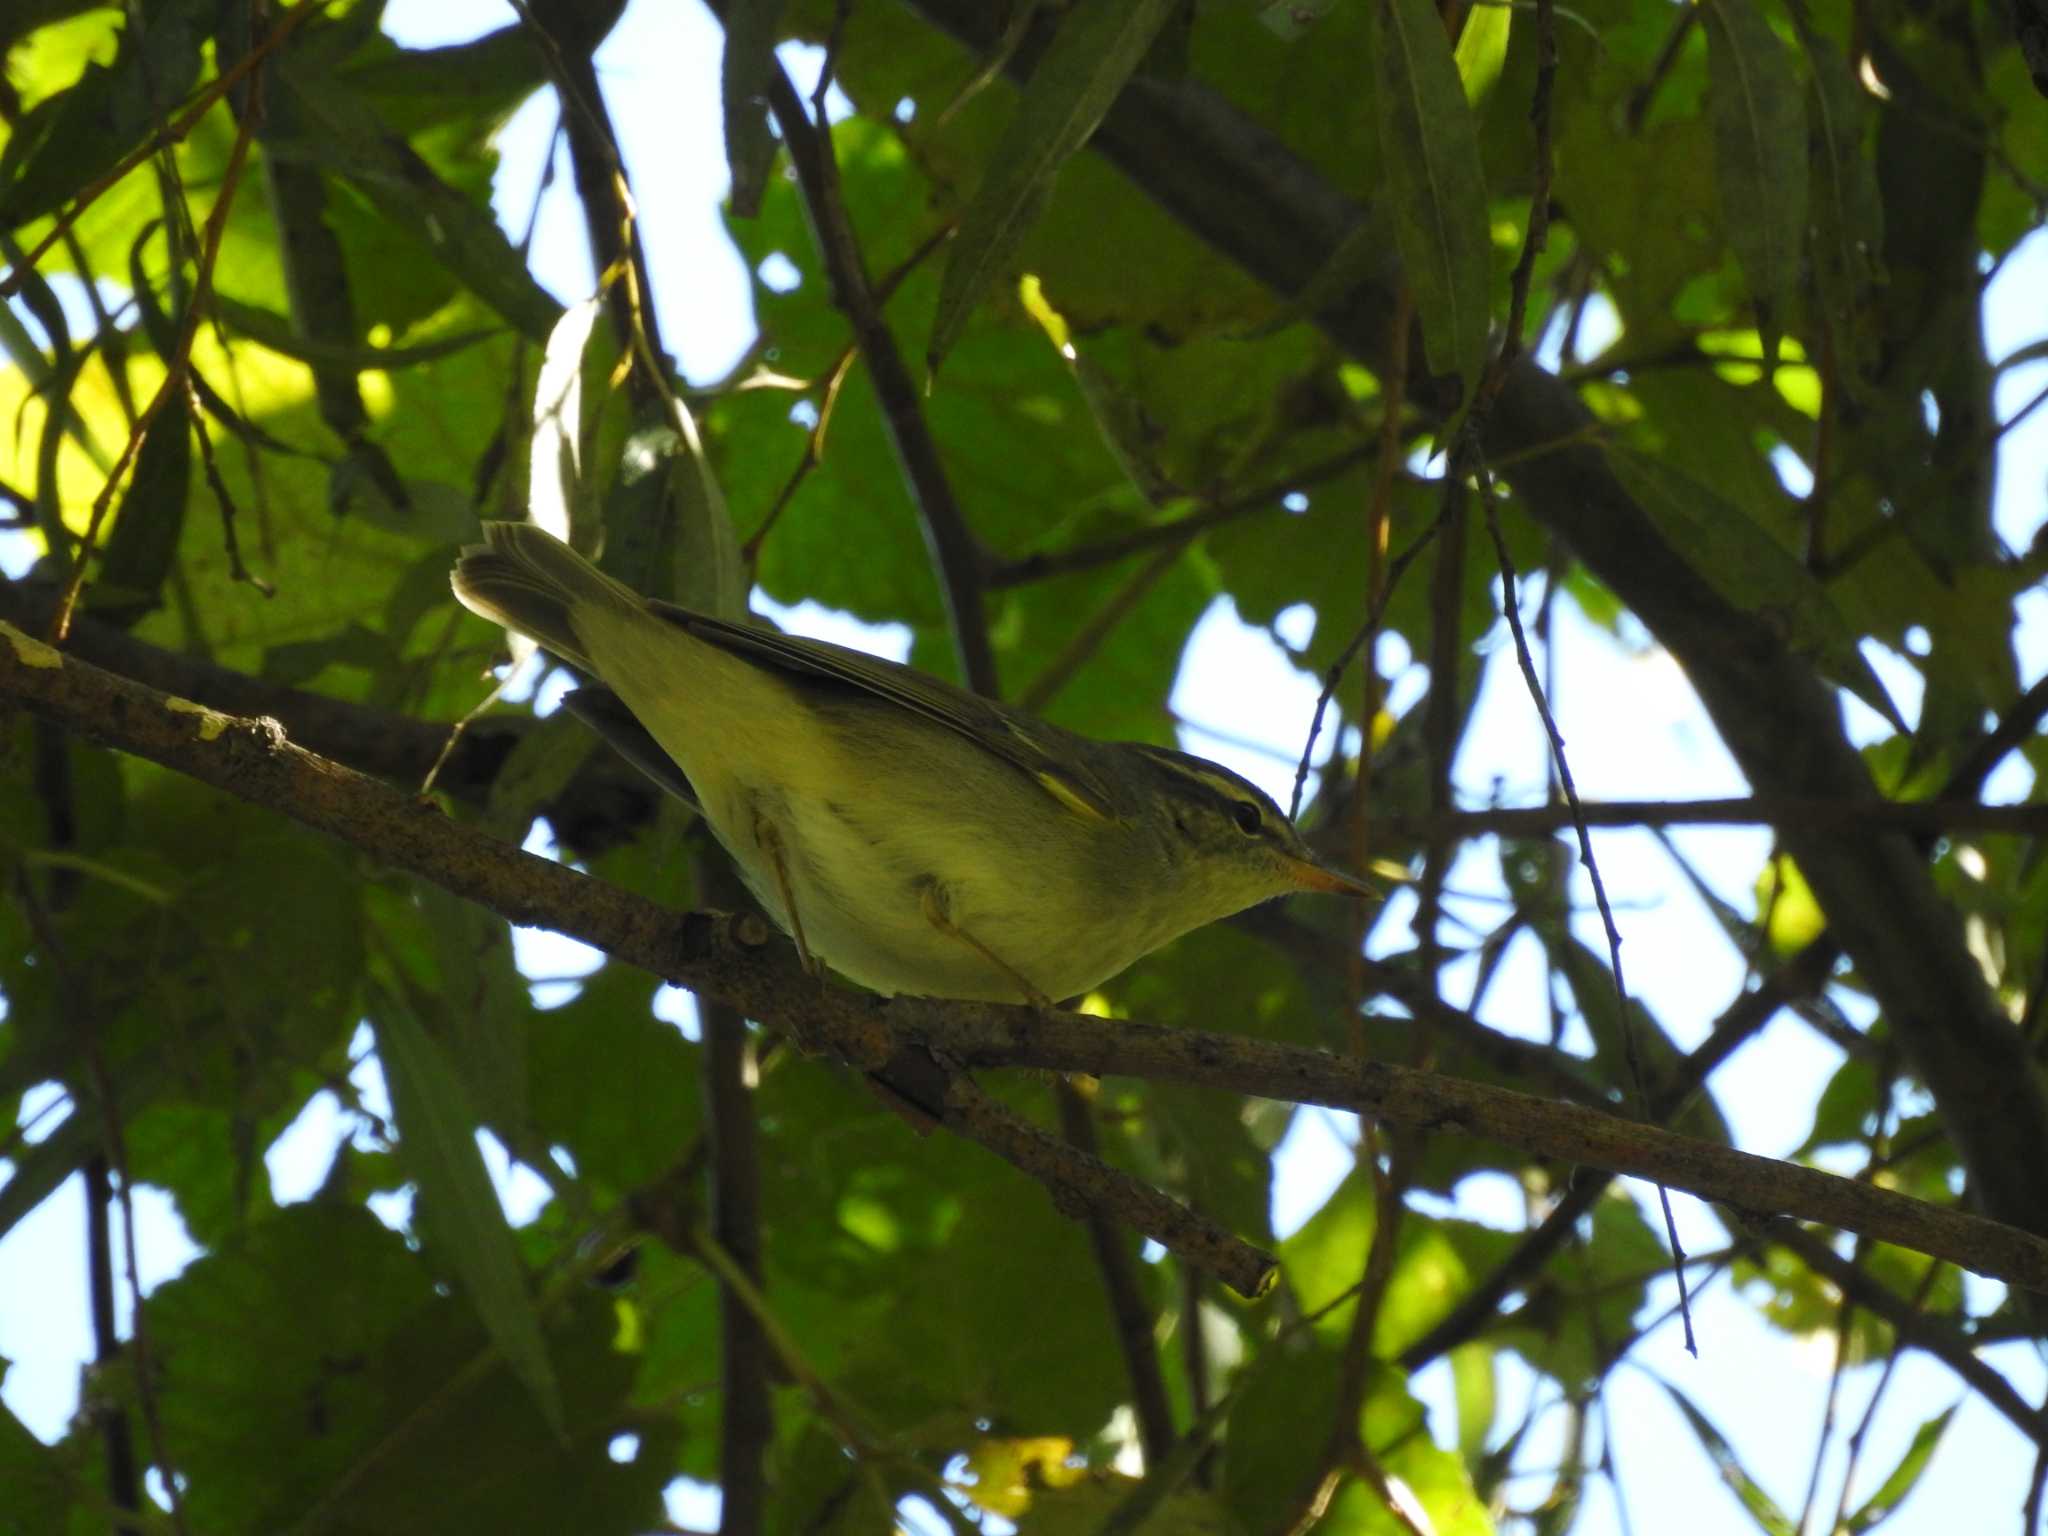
xmin=8 ymin=621 xmax=2047 ymax=1296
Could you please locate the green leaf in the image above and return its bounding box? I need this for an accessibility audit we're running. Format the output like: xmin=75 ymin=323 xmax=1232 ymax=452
xmin=1656 ymin=1377 xmax=1798 ymax=1535
xmin=141 ymin=1204 xmax=673 ymax=1534
xmin=1223 ymin=1338 xmax=1343 ymax=1531
xmin=92 ymin=391 xmax=192 ymax=625
xmin=1799 ymin=30 xmax=1883 ymax=390
xmin=0 ymin=1382 xmax=81 ymax=1536
xmin=0 ymin=8 xmax=202 ymax=225
xmin=1450 ymin=1341 xmax=1497 ymax=1463
xmin=929 ymin=0 xmax=1183 ymax=371
xmin=1370 ymin=0 xmax=1493 ymax=393
xmin=374 ymin=993 xmax=566 ymax=1440
xmin=722 ymin=0 xmax=790 ymax=218
xmin=1702 ymin=0 xmax=1807 ymax=367
xmin=1605 ymin=447 xmax=1905 ymax=730
xmin=275 ymin=57 xmax=563 ymax=345
xmin=1844 ymin=1402 xmax=1959 ymax=1532
xmin=1454 ymin=0 xmax=1513 ymax=105
xmin=211 ymin=293 xmax=503 ymax=372
xmin=598 ymin=411 xmax=745 ymax=619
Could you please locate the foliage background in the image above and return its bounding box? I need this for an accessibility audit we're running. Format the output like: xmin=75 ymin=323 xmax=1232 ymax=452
xmin=2 ymin=0 xmax=2047 ymax=1532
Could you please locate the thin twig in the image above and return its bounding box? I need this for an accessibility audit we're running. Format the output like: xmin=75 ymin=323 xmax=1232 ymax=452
xmin=185 ymin=382 xmax=273 ymax=597
xmin=741 ymin=222 xmax=955 ymax=564
xmin=1017 ymin=536 xmax=1189 ymax=713
xmin=1289 ymin=520 xmax=1441 ymax=820
xmin=1384 ymin=796 xmax=2048 ymax=838
xmin=1479 ymin=482 xmax=1697 ymax=1353
xmin=760 ymin=52 xmax=999 ymax=694
xmin=990 ymin=442 xmax=1386 ymax=590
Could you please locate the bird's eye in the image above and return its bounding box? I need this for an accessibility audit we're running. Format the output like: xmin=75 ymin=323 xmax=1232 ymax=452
xmin=1232 ymin=801 xmax=1263 ymax=836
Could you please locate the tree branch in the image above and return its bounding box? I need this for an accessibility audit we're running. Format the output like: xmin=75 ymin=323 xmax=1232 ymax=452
xmin=894 ymin=0 xmax=2048 ymax=1241
xmin=9 ymin=621 xmax=2047 ymax=1297
xmin=756 ymin=51 xmax=999 ymax=696
xmin=0 ymin=618 xmax=1272 ymax=1296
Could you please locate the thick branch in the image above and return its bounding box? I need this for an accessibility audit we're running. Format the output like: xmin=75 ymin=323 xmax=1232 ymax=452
xmin=9 ymin=622 xmax=2046 ymax=1296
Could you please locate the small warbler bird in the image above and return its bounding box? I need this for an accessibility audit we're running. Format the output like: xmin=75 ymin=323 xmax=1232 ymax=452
xmin=451 ymin=521 xmax=1370 ymax=1003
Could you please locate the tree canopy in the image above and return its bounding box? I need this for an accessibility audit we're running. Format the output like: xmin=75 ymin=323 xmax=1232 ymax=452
xmin=2 ymin=0 xmax=2047 ymax=1532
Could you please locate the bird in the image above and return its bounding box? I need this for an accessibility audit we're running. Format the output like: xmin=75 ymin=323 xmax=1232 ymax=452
xmin=452 ymin=520 xmax=1371 ymax=1004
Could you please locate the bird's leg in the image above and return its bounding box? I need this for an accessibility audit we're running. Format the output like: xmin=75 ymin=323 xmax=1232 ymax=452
xmin=918 ymin=880 xmax=1053 ymax=1008
xmin=754 ymin=814 xmax=820 ymax=978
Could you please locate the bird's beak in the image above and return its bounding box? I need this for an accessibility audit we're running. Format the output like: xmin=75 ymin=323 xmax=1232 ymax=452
xmin=1284 ymin=857 xmax=1377 ymax=898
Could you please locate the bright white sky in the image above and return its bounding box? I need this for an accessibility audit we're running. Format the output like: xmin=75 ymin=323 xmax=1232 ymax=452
xmin=3 ymin=3 xmax=2046 ymax=1532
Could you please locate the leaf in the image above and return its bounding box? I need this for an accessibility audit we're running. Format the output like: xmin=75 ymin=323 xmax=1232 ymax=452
xmin=211 ymin=293 xmax=503 ymax=371
xmin=1450 ymin=1341 xmax=1497 ymax=1463
xmin=1656 ymin=1378 xmax=1798 ymax=1536
xmin=1370 ymin=0 xmax=1493 ymax=394
xmin=141 ymin=1204 xmax=674 ymax=1534
xmin=374 ymin=993 xmax=566 ymax=1440
xmin=1605 ymin=447 xmax=1905 ymax=730
xmin=1844 ymin=1403 xmax=1959 ymax=1532
xmin=722 ymin=0 xmax=790 ymax=218
xmin=1702 ymin=0 xmax=1808 ymax=367
xmin=1454 ymin=0 xmax=1513 ymax=105
xmin=929 ymin=0 xmax=1183 ymax=372
xmin=529 ymin=295 xmax=604 ymax=551
xmin=0 ymin=1385 xmax=79 ymax=1536
xmin=0 ymin=8 xmax=202 ymax=225
xmin=604 ymin=409 xmax=746 ymax=619
xmin=91 ymin=392 xmax=191 ymax=626
xmin=276 ymin=57 xmax=563 ymax=344
xmin=1799 ymin=30 xmax=1883 ymax=390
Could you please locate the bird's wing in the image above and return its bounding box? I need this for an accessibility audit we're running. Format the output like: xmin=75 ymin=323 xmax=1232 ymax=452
xmin=646 ymin=600 xmax=1120 ymax=822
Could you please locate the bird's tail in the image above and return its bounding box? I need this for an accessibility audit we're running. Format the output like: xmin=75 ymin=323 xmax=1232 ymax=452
xmin=450 ymin=521 xmax=643 ymax=673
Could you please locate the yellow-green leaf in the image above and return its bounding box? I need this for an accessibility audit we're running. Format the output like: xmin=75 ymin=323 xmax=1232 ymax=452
xmin=929 ymin=0 xmax=1182 ymax=372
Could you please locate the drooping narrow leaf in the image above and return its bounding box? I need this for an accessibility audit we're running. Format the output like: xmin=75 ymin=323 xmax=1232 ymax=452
xmin=1845 ymin=1403 xmax=1959 ymax=1532
xmin=1703 ymin=0 xmax=1808 ymax=368
xmin=722 ymin=0 xmax=789 ymax=218
xmin=1370 ymin=0 xmax=1493 ymax=394
xmin=1606 ymin=447 xmax=1905 ymax=730
xmin=375 ymin=994 xmax=566 ymax=1441
xmin=1657 ymin=1378 xmax=1798 ymax=1536
xmin=1799 ymin=29 xmax=1884 ymax=390
xmin=94 ymin=394 xmax=192 ymax=624
xmin=278 ymin=58 xmax=563 ymax=344
xmin=929 ymin=0 xmax=1182 ymax=372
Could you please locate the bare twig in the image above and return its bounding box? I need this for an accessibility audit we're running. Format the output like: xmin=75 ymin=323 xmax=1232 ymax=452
xmin=1480 ymin=482 xmax=1696 ymax=1353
